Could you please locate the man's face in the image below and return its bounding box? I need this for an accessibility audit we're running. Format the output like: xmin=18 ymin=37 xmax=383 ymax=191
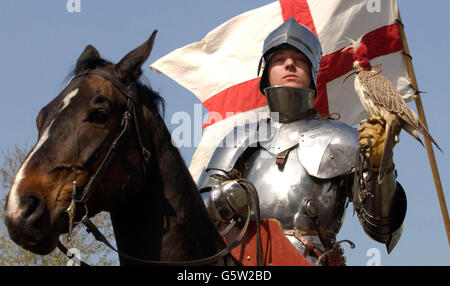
xmin=267 ymin=48 xmax=312 ymax=89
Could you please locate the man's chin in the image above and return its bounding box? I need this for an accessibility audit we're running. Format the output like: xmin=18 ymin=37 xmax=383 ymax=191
xmin=278 ymin=80 xmax=306 ymax=88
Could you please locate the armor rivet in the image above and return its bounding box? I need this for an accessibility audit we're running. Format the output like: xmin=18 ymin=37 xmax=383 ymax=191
xmin=246 ymin=256 xmax=251 ymax=261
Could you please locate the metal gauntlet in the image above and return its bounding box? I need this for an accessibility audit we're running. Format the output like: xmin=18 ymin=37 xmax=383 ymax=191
xmin=354 ymin=168 xmax=407 ymax=253
xmin=207 ymin=181 xmax=250 ymax=223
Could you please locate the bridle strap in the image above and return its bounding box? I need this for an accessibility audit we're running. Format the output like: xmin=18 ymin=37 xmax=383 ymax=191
xmin=86 ymin=69 xmax=150 ymax=162
xmin=58 ymin=205 xmax=251 ymax=266
xmin=75 ymin=69 xmax=150 ymax=164
xmin=73 ymin=69 xmax=151 ymax=205
xmin=79 ymin=111 xmax=131 ymax=205
xmin=77 ymin=69 xmax=138 ymax=103
xmin=76 ymin=205 xmax=252 ymax=266
xmin=60 ymin=69 xmax=248 ymax=266
xmin=57 ymin=241 xmax=90 ymax=266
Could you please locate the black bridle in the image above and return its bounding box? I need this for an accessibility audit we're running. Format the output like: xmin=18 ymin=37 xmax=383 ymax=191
xmin=57 ymin=69 xmax=251 ymax=266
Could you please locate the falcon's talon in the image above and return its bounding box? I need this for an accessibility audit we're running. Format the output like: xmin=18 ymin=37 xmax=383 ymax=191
xmin=366 ymin=117 xmax=385 ymax=126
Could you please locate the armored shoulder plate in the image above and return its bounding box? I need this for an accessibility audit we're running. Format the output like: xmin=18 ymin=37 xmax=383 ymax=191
xmin=297 ymin=120 xmax=359 ymax=179
xmin=205 ymin=121 xmax=263 ymax=174
xmin=203 ymin=119 xmax=359 ymax=181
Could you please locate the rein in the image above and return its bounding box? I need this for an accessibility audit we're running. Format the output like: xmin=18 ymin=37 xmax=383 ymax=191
xmin=58 ymin=69 xmax=250 ymax=266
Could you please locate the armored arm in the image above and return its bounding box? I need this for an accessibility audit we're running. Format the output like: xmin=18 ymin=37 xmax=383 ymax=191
xmin=352 ymin=120 xmax=407 ymax=253
xmin=198 ymin=123 xmax=260 ymax=223
xmin=199 ymin=168 xmax=250 ymax=223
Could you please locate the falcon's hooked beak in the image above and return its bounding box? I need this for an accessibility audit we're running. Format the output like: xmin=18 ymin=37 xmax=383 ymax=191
xmin=343 ymin=61 xmax=360 ymax=83
xmin=353 ymin=61 xmax=362 ymax=70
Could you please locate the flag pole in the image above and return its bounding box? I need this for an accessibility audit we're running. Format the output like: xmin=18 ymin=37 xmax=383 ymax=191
xmin=396 ymin=9 xmax=450 ymax=246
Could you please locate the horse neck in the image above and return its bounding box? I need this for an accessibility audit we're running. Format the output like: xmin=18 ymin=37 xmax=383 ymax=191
xmin=110 ymin=104 xmax=227 ymax=265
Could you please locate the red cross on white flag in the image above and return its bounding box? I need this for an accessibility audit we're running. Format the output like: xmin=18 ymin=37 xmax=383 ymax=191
xmin=150 ymin=0 xmax=413 ymax=182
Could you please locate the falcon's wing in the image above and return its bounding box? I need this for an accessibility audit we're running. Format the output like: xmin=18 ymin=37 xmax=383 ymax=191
xmin=357 ymin=71 xmax=420 ymax=126
xmin=358 ymin=71 xmax=442 ymax=151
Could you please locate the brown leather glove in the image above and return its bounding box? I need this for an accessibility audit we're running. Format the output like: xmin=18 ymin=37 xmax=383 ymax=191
xmin=357 ymin=117 xmax=393 ymax=172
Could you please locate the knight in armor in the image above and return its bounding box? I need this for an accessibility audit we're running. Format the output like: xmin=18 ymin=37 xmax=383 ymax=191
xmin=198 ymin=18 xmax=407 ymax=266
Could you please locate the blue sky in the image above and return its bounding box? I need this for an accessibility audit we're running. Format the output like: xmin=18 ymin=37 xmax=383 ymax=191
xmin=0 ymin=0 xmax=448 ymax=266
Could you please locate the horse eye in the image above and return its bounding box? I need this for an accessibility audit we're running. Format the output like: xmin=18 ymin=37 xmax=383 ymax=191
xmin=88 ymin=109 xmax=110 ymax=124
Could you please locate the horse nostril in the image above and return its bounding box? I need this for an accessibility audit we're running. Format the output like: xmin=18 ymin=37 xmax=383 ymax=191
xmin=21 ymin=192 xmax=46 ymax=220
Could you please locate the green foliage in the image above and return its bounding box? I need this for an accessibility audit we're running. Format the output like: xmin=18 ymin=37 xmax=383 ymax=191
xmin=0 ymin=144 xmax=29 ymax=189
xmin=0 ymin=144 xmax=119 ymax=266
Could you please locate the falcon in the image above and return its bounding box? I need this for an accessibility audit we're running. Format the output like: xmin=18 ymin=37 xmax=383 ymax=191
xmin=344 ymin=37 xmax=441 ymax=183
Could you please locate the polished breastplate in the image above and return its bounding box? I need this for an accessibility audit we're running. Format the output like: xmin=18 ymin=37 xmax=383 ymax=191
xmin=199 ymin=116 xmax=360 ymax=263
xmin=245 ymin=146 xmax=348 ymax=235
xmin=200 ymin=117 xmax=359 ymax=257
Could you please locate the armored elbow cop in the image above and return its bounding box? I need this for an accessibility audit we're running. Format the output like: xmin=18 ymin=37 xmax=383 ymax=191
xmin=208 ymin=181 xmax=250 ymax=223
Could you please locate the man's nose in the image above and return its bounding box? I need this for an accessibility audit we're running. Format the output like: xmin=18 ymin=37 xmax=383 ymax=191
xmin=284 ymin=57 xmax=295 ymax=69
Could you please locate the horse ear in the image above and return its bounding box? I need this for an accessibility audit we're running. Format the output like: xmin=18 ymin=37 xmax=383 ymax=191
xmin=116 ymin=30 xmax=158 ymax=85
xmin=76 ymin=45 xmax=101 ymax=74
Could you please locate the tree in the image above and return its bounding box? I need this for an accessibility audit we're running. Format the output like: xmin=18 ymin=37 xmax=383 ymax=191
xmin=0 ymin=145 xmax=119 ymax=266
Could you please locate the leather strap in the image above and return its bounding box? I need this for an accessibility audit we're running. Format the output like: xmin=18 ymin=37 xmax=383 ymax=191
xmin=275 ymin=143 xmax=299 ymax=170
xmin=56 ymin=241 xmax=89 ymax=266
xmin=284 ymin=230 xmax=324 ymax=259
xmin=284 ymin=230 xmax=350 ymax=266
xmin=79 ymin=110 xmax=131 ymax=205
xmin=59 ymin=205 xmax=252 ymax=266
xmin=237 ymin=178 xmax=264 ymax=266
xmin=59 ymin=69 xmax=249 ymax=266
xmin=76 ymin=69 xmax=138 ymax=104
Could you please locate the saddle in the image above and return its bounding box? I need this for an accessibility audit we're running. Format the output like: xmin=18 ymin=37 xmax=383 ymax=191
xmin=221 ymin=219 xmax=312 ymax=266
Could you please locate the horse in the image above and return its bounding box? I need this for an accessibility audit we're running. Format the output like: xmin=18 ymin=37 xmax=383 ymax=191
xmin=3 ymin=31 xmax=236 ymax=265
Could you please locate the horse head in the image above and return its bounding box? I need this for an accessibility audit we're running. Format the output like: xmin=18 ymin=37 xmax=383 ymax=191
xmin=4 ymin=31 xmax=162 ymax=255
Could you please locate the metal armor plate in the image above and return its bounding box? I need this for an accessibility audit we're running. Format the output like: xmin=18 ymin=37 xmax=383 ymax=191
xmin=245 ymin=144 xmax=348 ymax=233
xmin=297 ymin=120 xmax=359 ymax=178
xmin=202 ymin=121 xmax=263 ymax=175
xmin=201 ymin=119 xmax=359 ymax=234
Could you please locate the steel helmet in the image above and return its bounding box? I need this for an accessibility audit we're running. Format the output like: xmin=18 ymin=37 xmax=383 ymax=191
xmin=258 ymin=17 xmax=322 ymax=94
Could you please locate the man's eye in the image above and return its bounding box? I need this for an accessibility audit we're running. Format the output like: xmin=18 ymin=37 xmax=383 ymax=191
xmin=294 ymin=57 xmax=307 ymax=64
xmin=272 ymin=56 xmax=285 ymax=63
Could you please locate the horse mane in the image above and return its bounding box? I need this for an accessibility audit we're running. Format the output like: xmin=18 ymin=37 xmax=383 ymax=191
xmin=64 ymin=56 xmax=166 ymax=117
xmin=135 ymin=77 xmax=166 ymax=117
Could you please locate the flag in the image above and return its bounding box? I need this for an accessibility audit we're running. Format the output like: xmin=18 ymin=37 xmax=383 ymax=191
xmin=150 ymin=0 xmax=413 ymax=183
